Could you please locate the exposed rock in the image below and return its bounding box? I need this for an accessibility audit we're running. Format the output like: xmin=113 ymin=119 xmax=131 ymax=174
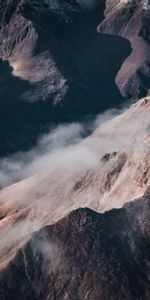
xmin=1 ymin=194 xmax=150 ymax=299
xmin=0 ymin=0 xmax=131 ymax=155
xmin=98 ymin=0 xmax=150 ymax=99
xmin=1 ymin=1 xmax=150 ymax=155
xmin=101 ymin=151 xmax=118 ymax=162
xmin=0 ymin=97 xmax=150 ymax=271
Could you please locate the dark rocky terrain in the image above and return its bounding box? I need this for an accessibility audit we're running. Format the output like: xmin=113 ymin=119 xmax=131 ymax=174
xmin=1 ymin=2 xmax=150 ymax=299
xmin=0 ymin=0 xmax=131 ymax=155
xmin=1 ymin=190 xmax=150 ymax=300
xmin=98 ymin=0 xmax=150 ymax=99
xmin=1 ymin=1 xmax=150 ymax=156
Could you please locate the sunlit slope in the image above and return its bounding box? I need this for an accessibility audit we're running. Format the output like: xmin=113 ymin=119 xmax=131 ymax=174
xmin=0 ymin=97 xmax=150 ymax=269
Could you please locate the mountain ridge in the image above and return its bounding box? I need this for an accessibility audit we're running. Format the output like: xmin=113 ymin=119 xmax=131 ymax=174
xmin=0 ymin=96 xmax=150 ymax=274
xmin=1 ymin=3 xmax=150 ymax=296
xmin=1 ymin=192 xmax=150 ymax=299
xmin=0 ymin=0 xmax=132 ymax=155
xmin=98 ymin=0 xmax=150 ymax=98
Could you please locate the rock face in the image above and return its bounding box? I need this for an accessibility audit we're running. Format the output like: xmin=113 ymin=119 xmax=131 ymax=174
xmin=0 ymin=192 xmax=150 ymax=300
xmin=98 ymin=0 xmax=150 ymax=99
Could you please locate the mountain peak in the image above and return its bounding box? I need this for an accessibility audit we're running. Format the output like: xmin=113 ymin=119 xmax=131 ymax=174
xmin=1 ymin=196 xmax=150 ymax=299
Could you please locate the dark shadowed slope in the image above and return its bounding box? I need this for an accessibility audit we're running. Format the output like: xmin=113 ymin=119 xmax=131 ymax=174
xmin=0 ymin=0 xmax=131 ymax=155
xmin=1 ymin=190 xmax=150 ymax=300
xmin=1 ymin=0 xmax=150 ymax=156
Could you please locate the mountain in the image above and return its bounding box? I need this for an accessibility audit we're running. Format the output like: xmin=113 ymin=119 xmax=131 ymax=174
xmin=1 ymin=191 xmax=150 ymax=300
xmin=98 ymin=0 xmax=150 ymax=99
xmin=1 ymin=1 xmax=150 ymax=156
xmin=0 ymin=96 xmax=150 ymax=271
xmin=0 ymin=0 xmax=142 ymax=155
xmin=1 ymin=2 xmax=150 ymax=298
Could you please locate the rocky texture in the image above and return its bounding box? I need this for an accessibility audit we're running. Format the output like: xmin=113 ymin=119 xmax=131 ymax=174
xmin=1 ymin=3 xmax=150 ymax=298
xmin=0 ymin=97 xmax=150 ymax=270
xmin=1 ymin=1 xmax=150 ymax=155
xmin=0 ymin=0 xmax=131 ymax=155
xmin=98 ymin=0 xmax=150 ymax=99
xmin=1 ymin=192 xmax=150 ymax=299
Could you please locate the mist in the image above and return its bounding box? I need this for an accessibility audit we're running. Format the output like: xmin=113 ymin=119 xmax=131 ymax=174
xmin=1 ymin=98 xmax=150 ymax=270
xmin=0 ymin=107 xmax=124 ymax=189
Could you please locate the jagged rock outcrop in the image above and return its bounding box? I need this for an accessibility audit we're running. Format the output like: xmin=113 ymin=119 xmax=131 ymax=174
xmin=0 ymin=192 xmax=150 ymax=300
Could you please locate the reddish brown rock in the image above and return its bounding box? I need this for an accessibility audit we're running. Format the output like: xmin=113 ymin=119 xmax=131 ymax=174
xmin=98 ymin=0 xmax=150 ymax=99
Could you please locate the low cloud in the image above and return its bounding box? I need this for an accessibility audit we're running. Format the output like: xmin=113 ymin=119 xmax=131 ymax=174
xmin=0 ymin=108 xmax=124 ymax=189
xmin=1 ymin=99 xmax=150 ymax=268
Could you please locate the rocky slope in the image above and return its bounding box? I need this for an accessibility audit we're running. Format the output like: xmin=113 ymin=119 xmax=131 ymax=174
xmin=0 ymin=96 xmax=150 ymax=271
xmin=1 ymin=1 xmax=150 ymax=156
xmin=1 ymin=2 xmax=150 ymax=298
xmin=98 ymin=0 xmax=150 ymax=99
xmin=0 ymin=0 xmax=131 ymax=155
xmin=1 ymin=191 xmax=150 ymax=300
